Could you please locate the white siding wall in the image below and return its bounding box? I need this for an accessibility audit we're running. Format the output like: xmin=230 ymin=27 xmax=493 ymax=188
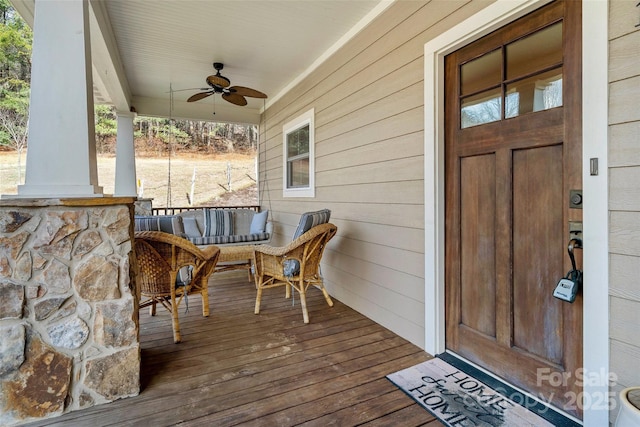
xmin=258 ymin=0 xmax=492 ymax=347
xmin=608 ymin=0 xmax=640 ymax=411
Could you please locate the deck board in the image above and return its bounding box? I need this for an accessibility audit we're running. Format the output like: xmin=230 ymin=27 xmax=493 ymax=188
xmin=23 ymin=271 xmax=442 ymax=427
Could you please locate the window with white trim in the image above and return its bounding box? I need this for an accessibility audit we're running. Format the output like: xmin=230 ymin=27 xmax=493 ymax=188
xmin=283 ymin=108 xmax=315 ymax=198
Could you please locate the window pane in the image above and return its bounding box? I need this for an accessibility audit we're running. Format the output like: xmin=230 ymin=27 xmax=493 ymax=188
xmin=505 ymin=68 xmax=562 ymax=119
xmin=287 ymin=158 xmax=309 ymax=188
xmin=506 ymin=22 xmax=562 ymax=80
xmin=461 ymin=88 xmax=502 ymax=129
xmin=286 ymin=125 xmax=309 ymax=158
xmin=461 ymin=49 xmax=501 ymax=96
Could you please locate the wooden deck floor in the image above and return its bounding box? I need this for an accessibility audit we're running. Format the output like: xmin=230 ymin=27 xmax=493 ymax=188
xmin=26 ymin=271 xmax=443 ymax=427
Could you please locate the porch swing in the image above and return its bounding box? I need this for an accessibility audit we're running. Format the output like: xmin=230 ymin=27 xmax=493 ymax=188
xmin=164 ymin=87 xmax=273 ymax=215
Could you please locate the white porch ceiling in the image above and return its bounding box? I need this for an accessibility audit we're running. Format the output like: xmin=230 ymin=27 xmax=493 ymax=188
xmin=12 ymin=0 xmax=391 ymax=124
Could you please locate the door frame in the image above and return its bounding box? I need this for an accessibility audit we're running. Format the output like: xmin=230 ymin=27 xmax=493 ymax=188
xmin=423 ymin=0 xmax=609 ymax=425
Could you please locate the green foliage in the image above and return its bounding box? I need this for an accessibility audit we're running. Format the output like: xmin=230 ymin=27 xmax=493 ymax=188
xmin=95 ymin=104 xmax=117 ymax=138
xmin=0 ymin=84 xmax=28 ymax=150
xmin=0 ymin=127 xmax=9 ymax=145
xmin=0 ymin=0 xmax=30 ymax=154
xmin=158 ymin=123 xmax=191 ymax=145
xmin=0 ymin=0 xmax=31 ymax=83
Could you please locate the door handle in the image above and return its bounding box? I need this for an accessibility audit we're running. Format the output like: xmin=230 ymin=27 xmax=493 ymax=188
xmin=554 ymin=238 xmax=583 ymax=303
xmin=567 ymin=238 xmax=582 ymax=273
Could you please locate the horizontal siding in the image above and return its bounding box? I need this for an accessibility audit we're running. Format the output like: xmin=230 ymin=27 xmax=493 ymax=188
xmin=610 ymin=339 xmax=640 ymax=389
xmin=328 ymin=240 xmax=424 ymax=295
xmin=323 ymin=263 xmax=426 ymax=345
xmin=610 ymin=253 xmax=640 ymax=301
xmin=609 ymin=166 xmax=640 ymax=211
xmin=609 ymin=75 xmax=640 ymax=125
xmin=609 ymin=296 xmax=640 ymax=347
xmin=610 ymin=211 xmax=640 ymax=256
xmin=609 ymin=0 xmax=639 ymax=40
xmin=609 ymin=1 xmax=640 ymax=417
xmin=319 ymin=157 xmax=425 ymax=187
xmin=258 ymin=0 xmax=490 ymax=349
xmin=609 ymin=29 xmax=640 ymax=83
xmin=609 ymin=122 xmax=640 ymax=167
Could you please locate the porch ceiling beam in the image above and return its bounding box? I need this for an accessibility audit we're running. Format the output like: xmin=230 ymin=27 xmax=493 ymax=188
xmin=88 ymin=0 xmax=131 ymax=112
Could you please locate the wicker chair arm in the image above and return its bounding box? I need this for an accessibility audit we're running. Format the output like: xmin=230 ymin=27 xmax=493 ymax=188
xmin=199 ymin=245 xmax=221 ymax=262
xmin=253 ymin=223 xmax=336 ymax=257
xmin=135 ymin=230 xmax=215 ymax=261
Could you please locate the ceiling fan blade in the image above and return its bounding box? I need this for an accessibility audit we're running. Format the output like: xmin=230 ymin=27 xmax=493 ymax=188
xmin=187 ymin=92 xmax=213 ymax=102
xmin=230 ymin=86 xmax=267 ymax=99
xmin=222 ymin=93 xmax=248 ymax=106
xmin=206 ymin=74 xmax=231 ymax=88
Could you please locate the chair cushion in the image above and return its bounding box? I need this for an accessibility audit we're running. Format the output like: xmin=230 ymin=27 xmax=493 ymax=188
xmin=285 ymin=209 xmax=331 ymax=276
xmin=134 ymin=215 xmax=184 ymax=235
xmin=186 ymin=232 xmax=270 ymax=246
xmin=203 ymin=209 xmax=234 ymax=237
xmin=292 ymin=209 xmax=331 ymax=240
xmin=283 ymin=259 xmax=300 ymax=277
xmin=250 ymin=210 xmax=269 ymax=234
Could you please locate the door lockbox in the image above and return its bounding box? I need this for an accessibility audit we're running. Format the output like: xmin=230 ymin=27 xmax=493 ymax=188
xmin=553 ymin=238 xmax=583 ymax=303
xmin=554 ymin=274 xmax=581 ymax=303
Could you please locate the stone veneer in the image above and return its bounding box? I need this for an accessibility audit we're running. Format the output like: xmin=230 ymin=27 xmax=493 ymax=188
xmin=0 ymin=198 xmax=139 ymax=426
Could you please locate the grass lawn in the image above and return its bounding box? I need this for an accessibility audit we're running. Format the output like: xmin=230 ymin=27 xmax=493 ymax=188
xmin=0 ymin=151 xmax=257 ymax=208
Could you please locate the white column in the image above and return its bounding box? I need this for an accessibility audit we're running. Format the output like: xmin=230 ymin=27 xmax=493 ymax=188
xmin=17 ymin=0 xmax=103 ymax=198
xmin=114 ymin=112 xmax=137 ymax=197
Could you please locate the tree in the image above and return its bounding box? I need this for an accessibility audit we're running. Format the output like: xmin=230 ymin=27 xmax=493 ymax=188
xmin=0 ymin=0 xmax=31 ymax=82
xmin=95 ymin=104 xmax=117 ymax=152
xmin=0 ymin=0 xmax=31 ymax=183
xmin=0 ymin=84 xmax=28 ymax=183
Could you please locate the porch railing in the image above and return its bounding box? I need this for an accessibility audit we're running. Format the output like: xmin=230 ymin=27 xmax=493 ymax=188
xmin=151 ymin=205 xmax=261 ymax=215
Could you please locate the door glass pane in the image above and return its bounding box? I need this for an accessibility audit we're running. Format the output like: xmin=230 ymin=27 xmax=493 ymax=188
xmin=506 ymin=22 xmax=562 ymax=80
xmin=461 ymin=49 xmax=501 ymax=96
xmin=505 ymin=68 xmax=562 ymax=118
xmin=461 ymin=88 xmax=502 ymax=129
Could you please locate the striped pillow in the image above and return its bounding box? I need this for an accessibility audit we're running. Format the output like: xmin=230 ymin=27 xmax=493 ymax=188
xmin=292 ymin=209 xmax=331 ymax=240
xmin=285 ymin=209 xmax=331 ymax=277
xmin=134 ymin=215 xmax=184 ymax=235
xmin=202 ymin=209 xmax=234 ymax=237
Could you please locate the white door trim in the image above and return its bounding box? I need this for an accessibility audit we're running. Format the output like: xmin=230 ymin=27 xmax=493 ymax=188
xmin=423 ymin=0 xmax=609 ymax=425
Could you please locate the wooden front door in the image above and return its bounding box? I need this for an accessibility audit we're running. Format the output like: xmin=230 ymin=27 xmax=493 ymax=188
xmin=444 ymin=0 xmax=583 ymax=418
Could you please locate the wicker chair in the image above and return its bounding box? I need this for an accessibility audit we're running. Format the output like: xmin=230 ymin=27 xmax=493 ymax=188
xmin=253 ymin=223 xmax=337 ymax=323
xmin=134 ymin=231 xmax=220 ymax=343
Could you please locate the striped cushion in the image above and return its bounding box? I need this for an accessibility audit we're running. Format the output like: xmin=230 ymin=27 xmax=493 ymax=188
xmin=187 ymin=232 xmax=270 ymax=246
xmin=285 ymin=209 xmax=331 ymax=276
xmin=203 ymin=209 xmax=234 ymax=237
xmin=292 ymin=209 xmax=331 ymax=240
xmin=134 ymin=215 xmax=185 ymax=235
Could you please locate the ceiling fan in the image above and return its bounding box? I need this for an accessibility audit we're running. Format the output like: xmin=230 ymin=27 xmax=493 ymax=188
xmin=187 ymin=62 xmax=267 ymax=106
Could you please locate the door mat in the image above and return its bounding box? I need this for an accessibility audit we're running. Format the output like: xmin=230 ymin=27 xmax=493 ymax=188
xmin=387 ymin=356 xmax=556 ymax=426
